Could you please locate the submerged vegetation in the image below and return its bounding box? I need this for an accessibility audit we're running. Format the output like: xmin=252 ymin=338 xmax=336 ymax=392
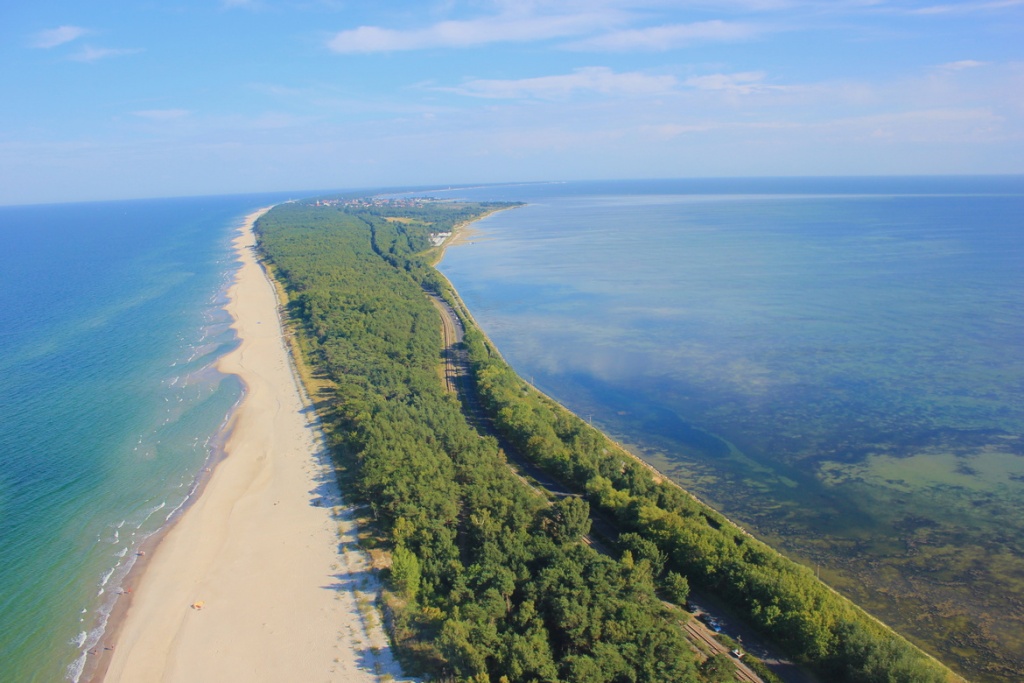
xmin=255 ymin=197 xmax=960 ymax=682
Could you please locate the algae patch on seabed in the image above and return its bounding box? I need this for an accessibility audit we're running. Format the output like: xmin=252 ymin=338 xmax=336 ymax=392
xmin=556 ymin=373 xmax=1024 ymax=682
xmin=820 ymin=445 xmax=1024 ymax=492
xmin=815 ymin=443 xmax=1024 ymax=681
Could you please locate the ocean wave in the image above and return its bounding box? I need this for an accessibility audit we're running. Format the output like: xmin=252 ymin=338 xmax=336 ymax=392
xmin=98 ymin=567 xmax=114 ymax=590
xmin=65 ymin=653 xmax=85 ymax=683
xmin=66 ymin=600 xmax=118 ymax=682
xmin=137 ymin=501 xmax=166 ymax=529
xmin=164 ymin=492 xmax=192 ymax=522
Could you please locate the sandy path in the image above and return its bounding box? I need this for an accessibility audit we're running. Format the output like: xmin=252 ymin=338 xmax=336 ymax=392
xmin=103 ymin=208 xmax=407 ymax=683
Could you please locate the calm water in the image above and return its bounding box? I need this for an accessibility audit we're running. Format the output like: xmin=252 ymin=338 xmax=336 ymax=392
xmin=433 ymin=178 xmax=1024 ymax=680
xmin=0 ymin=193 xmax=294 ymax=682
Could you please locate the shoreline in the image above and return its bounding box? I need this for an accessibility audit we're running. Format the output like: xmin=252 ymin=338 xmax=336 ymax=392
xmin=82 ymin=374 xmax=239 ymax=683
xmin=97 ymin=207 xmax=406 ymax=682
xmin=80 ymin=460 xmax=215 ymax=683
xmin=427 ymin=204 xmax=520 ymax=266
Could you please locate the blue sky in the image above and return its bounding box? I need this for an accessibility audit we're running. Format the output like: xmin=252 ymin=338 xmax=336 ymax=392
xmin=2 ymin=1 xmax=1022 ymax=204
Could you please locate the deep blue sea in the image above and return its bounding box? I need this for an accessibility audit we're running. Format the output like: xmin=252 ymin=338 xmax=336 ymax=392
xmin=0 ymin=193 xmax=295 ymax=682
xmin=430 ymin=177 xmax=1024 ymax=679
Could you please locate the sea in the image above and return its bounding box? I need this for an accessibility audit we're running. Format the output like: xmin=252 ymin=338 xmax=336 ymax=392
xmin=428 ymin=177 xmax=1024 ymax=682
xmin=0 ymin=192 xmax=296 ymax=682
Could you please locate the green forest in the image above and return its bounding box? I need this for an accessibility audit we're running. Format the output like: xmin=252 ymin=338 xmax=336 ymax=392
xmin=254 ymin=198 xmax=960 ymax=683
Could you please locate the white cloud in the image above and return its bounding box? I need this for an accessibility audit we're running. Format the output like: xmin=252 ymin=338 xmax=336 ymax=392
xmin=31 ymin=25 xmax=89 ymax=49
xmin=684 ymin=71 xmax=776 ymax=94
xmin=911 ymin=0 xmax=1024 ymax=14
xmin=242 ymin=112 xmax=315 ymax=129
xmin=566 ymin=20 xmax=762 ymax=51
xmin=327 ymin=11 xmax=619 ymax=53
xmin=816 ymin=107 xmax=1007 ymax=142
xmin=70 ymin=46 xmax=141 ymax=63
xmin=133 ymin=109 xmax=191 ymax=121
xmin=937 ymin=59 xmax=988 ymax=70
xmin=636 ymin=106 xmax=1007 ymax=148
xmin=447 ymin=66 xmax=677 ymax=99
xmin=640 ymin=123 xmax=716 ymax=139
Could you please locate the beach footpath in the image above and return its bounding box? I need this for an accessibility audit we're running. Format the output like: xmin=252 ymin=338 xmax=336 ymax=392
xmin=100 ymin=208 xmax=406 ymax=682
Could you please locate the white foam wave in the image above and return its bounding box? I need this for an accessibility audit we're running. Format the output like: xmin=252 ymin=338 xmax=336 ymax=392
xmin=66 ymin=609 xmax=117 ymax=682
xmin=137 ymin=501 xmax=166 ymax=529
xmin=165 ymin=494 xmax=190 ymax=521
xmin=66 ymin=653 xmax=86 ymax=683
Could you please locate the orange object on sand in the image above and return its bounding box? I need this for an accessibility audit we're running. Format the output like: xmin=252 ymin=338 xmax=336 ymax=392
xmin=192 ymin=601 xmax=204 ymax=610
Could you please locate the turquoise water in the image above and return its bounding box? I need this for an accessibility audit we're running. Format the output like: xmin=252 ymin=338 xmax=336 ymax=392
xmin=433 ymin=178 xmax=1024 ymax=679
xmin=0 ymin=193 xmax=294 ymax=682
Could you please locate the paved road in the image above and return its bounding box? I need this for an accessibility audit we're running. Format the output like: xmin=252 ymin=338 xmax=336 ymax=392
xmin=429 ymin=292 xmax=818 ymax=683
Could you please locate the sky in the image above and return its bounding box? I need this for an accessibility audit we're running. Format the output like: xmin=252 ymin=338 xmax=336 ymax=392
xmin=2 ymin=1 xmax=1023 ymax=205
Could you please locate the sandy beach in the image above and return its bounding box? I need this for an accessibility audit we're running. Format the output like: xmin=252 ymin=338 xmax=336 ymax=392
xmin=101 ymin=208 xmax=406 ymax=683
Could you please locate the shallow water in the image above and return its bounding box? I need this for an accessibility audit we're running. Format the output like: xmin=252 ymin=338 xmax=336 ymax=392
xmin=435 ymin=178 xmax=1024 ymax=681
xmin=0 ymin=193 xmax=293 ymax=682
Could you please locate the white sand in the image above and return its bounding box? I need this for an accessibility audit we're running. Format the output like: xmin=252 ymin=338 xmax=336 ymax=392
xmin=103 ymin=208 xmax=409 ymax=683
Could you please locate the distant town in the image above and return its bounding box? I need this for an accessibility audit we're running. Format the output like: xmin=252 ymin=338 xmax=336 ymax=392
xmin=309 ymin=196 xmax=442 ymax=209
xmin=307 ymin=196 xmax=453 ymax=246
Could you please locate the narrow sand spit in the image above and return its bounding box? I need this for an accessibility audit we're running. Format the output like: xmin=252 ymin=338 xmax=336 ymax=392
xmin=103 ymin=208 xmax=409 ymax=683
